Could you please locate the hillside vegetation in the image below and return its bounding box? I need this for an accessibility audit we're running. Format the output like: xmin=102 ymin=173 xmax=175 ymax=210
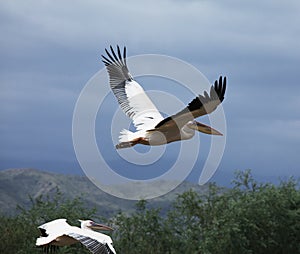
xmin=0 ymin=168 xmax=209 ymax=217
xmin=0 ymin=170 xmax=299 ymax=254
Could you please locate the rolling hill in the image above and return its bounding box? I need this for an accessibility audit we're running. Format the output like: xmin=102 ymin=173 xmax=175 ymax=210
xmin=0 ymin=168 xmax=210 ymax=217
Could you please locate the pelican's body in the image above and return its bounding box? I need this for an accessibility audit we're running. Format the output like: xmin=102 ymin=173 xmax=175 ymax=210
xmin=119 ymin=121 xmax=197 ymax=148
xmin=102 ymin=46 xmax=227 ymax=149
xmin=36 ymin=219 xmax=116 ymax=254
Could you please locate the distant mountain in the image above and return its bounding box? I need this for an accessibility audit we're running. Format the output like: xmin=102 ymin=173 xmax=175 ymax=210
xmin=0 ymin=168 xmax=210 ymax=217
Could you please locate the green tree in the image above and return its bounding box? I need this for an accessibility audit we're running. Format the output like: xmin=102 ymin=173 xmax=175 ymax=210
xmin=129 ymin=170 xmax=300 ymax=254
xmin=112 ymin=200 xmax=169 ymax=253
xmin=166 ymin=170 xmax=300 ymax=254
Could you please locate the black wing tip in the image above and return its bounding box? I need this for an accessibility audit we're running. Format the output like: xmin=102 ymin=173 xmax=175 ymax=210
xmin=39 ymin=228 xmax=48 ymax=237
xmin=37 ymin=244 xmax=59 ymax=253
xmin=213 ymin=75 xmax=227 ymax=101
xmin=101 ymin=54 xmax=113 ymax=66
xmin=101 ymin=45 xmax=127 ymax=66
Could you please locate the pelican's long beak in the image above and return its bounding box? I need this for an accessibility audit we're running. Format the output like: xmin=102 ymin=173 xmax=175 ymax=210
xmin=191 ymin=121 xmax=223 ymax=136
xmin=90 ymin=222 xmax=114 ymax=231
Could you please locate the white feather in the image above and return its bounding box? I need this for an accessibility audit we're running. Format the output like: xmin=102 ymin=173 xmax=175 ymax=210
xmin=124 ymin=80 xmax=164 ymax=131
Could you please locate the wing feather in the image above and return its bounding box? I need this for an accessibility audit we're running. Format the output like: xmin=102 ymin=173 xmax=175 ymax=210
xmin=68 ymin=233 xmax=115 ymax=254
xmin=102 ymin=46 xmax=163 ymax=130
xmin=154 ymin=76 xmax=226 ymax=130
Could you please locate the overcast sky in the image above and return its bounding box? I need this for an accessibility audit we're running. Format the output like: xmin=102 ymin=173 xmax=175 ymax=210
xmin=1 ymin=0 xmax=300 ymax=185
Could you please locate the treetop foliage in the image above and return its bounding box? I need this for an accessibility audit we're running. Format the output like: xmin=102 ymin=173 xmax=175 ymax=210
xmin=0 ymin=170 xmax=299 ymax=254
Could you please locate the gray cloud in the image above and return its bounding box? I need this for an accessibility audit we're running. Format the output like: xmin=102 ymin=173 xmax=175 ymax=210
xmin=1 ymin=0 xmax=299 ymax=181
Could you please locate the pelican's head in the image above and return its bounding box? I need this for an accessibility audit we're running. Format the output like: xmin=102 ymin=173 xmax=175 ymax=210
xmin=78 ymin=219 xmax=114 ymax=231
xmin=187 ymin=120 xmax=223 ymax=136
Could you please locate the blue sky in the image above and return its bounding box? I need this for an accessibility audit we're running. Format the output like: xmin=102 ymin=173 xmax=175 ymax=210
xmin=1 ymin=0 xmax=300 ymax=186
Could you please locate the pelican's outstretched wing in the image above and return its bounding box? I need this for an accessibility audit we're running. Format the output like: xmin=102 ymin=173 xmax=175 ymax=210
xmin=154 ymin=76 xmax=226 ymax=130
xmin=68 ymin=233 xmax=115 ymax=254
xmin=102 ymin=46 xmax=164 ymax=131
xmin=36 ymin=219 xmax=71 ymax=253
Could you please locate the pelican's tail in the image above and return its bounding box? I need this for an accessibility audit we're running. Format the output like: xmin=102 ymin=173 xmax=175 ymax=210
xmin=116 ymin=129 xmax=143 ymax=149
xmin=36 ymin=236 xmax=53 ymax=246
xmin=36 ymin=237 xmax=44 ymax=246
xmin=118 ymin=129 xmax=135 ymax=142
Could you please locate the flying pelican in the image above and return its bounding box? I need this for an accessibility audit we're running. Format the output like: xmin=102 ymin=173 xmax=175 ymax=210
xmin=36 ymin=219 xmax=116 ymax=254
xmin=102 ymin=46 xmax=227 ymax=149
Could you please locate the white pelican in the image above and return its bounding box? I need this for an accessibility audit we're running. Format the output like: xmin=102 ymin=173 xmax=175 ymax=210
xmin=102 ymin=46 xmax=227 ymax=149
xmin=36 ymin=219 xmax=116 ymax=254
